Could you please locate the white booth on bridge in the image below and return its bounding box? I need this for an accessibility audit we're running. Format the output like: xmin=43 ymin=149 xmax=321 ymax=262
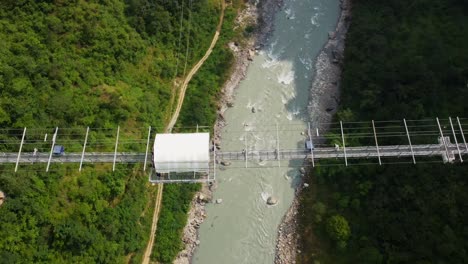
xmin=150 ymin=133 xmax=214 ymax=183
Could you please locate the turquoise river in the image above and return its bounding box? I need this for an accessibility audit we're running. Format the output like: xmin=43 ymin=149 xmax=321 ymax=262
xmin=193 ymin=0 xmax=340 ymax=263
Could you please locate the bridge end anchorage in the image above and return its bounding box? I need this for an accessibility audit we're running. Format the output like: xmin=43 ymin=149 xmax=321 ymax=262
xmin=439 ymin=136 xmax=456 ymax=163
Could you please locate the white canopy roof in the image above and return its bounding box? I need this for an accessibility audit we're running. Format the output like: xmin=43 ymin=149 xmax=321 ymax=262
xmin=153 ymin=133 xmax=210 ymax=173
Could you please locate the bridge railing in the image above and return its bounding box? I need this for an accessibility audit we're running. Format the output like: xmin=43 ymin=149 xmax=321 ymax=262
xmin=0 ymin=117 xmax=467 ymax=179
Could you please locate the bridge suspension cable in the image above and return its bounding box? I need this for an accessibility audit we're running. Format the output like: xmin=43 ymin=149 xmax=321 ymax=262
xmin=0 ymin=117 xmax=467 ymax=176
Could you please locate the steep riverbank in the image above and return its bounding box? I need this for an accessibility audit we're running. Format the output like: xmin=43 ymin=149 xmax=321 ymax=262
xmin=174 ymin=1 xmax=284 ymax=263
xmin=308 ymin=0 xmax=351 ymax=128
xmin=274 ymin=0 xmax=352 ymax=263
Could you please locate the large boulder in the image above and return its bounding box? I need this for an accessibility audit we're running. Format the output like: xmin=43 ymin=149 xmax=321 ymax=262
xmin=198 ymin=193 xmax=210 ymax=203
xmin=267 ymin=196 xmax=278 ymax=205
xmin=247 ymin=49 xmax=255 ymax=61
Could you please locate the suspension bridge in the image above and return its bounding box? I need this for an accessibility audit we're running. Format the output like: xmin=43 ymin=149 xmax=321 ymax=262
xmin=1 ymin=117 xmax=467 ymax=182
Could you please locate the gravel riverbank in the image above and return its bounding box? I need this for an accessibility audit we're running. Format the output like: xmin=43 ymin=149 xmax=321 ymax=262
xmin=173 ymin=1 xmax=283 ymax=263
xmin=274 ymin=0 xmax=352 ymax=263
xmin=308 ymin=0 xmax=352 ymax=129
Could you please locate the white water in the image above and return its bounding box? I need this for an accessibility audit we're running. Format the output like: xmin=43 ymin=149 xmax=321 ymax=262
xmin=193 ymin=0 xmax=340 ymax=263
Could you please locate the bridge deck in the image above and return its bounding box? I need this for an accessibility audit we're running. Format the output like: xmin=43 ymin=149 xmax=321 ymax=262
xmin=218 ymin=144 xmax=465 ymax=161
xmin=1 ymin=143 xmax=466 ymax=165
xmin=218 ymin=144 xmax=467 ymax=160
xmin=0 ymin=152 xmax=146 ymax=164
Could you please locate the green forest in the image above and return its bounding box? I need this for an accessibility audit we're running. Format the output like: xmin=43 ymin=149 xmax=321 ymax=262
xmin=0 ymin=0 xmax=245 ymax=263
xmin=299 ymin=0 xmax=468 ymax=263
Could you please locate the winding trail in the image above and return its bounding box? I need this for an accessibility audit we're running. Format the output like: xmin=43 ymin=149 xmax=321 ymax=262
xmin=141 ymin=2 xmax=225 ymax=263
xmin=142 ymin=183 xmax=164 ymax=264
xmin=166 ymin=1 xmax=226 ymax=131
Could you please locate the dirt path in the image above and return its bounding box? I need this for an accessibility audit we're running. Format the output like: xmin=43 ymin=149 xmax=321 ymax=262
xmin=142 ymin=183 xmax=164 ymax=264
xmin=141 ymin=2 xmax=225 ymax=264
xmin=166 ymin=0 xmax=225 ymax=131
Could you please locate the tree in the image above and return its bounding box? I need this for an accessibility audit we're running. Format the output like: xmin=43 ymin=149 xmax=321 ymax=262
xmin=312 ymin=202 xmax=326 ymax=223
xmin=358 ymin=246 xmax=383 ymax=264
xmin=325 ymin=215 xmax=351 ymax=242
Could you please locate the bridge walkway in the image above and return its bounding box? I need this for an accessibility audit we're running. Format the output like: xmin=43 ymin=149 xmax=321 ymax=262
xmin=2 ymin=143 xmax=466 ymax=165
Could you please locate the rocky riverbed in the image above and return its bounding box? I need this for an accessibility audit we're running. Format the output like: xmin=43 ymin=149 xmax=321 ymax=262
xmin=174 ymin=0 xmax=351 ymax=262
xmin=174 ymin=1 xmax=284 ymax=263
xmin=274 ymin=0 xmax=352 ymax=263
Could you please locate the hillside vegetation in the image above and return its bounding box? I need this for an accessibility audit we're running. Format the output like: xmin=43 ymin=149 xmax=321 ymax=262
xmin=299 ymin=0 xmax=468 ymax=263
xmin=152 ymin=1 xmax=249 ymax=262
xmin=0 ymin=0 xmax=224 ymax=263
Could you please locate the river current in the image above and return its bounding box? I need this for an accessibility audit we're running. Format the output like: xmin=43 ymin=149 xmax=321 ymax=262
xmin=193 ymin=0 xmax=340 ymax=263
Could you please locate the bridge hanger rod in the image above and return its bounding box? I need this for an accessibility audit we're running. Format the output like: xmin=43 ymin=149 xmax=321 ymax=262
xmin=308 ymin=122 xmax=315 ymax=167
xmin=244 ymin=133 xmax=248 ymax=168
xmin=113 ymin=126 xmax=120 ymax=172
xmin=403 ymin=119 xmax=416 ymax=164
xmin=456 ymin=117 xmax=468 ymax=153
xmin=15 ymin=127 xmax=27 ymax=173
xmin=436 ymin=117 xmax=450 ymax=161
xmin=143 ymin=126 xmax=151 ymax=171
xmin=46 ymin=127 xmax=58 ymax=172
xmin=340 ymin=121 xmax=347 ymax=166
xmin=276 ymin=122 xmax=280 ymax=167
xmin=79 ymin=127 xmax=90 ymax=172
xmin=449 ymin=117 xmax=463 ymax=162
xmin=372 ymin=120 xmax=381 ymax=165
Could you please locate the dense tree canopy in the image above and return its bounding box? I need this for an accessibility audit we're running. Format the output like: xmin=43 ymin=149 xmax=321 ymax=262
xmin=325 ymin=215 xmax=350 ymax=242
xmin=0 ymin=0 xmax=229 ymax=262
xmin=299 ymin=0 xmax=468 ymax=263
